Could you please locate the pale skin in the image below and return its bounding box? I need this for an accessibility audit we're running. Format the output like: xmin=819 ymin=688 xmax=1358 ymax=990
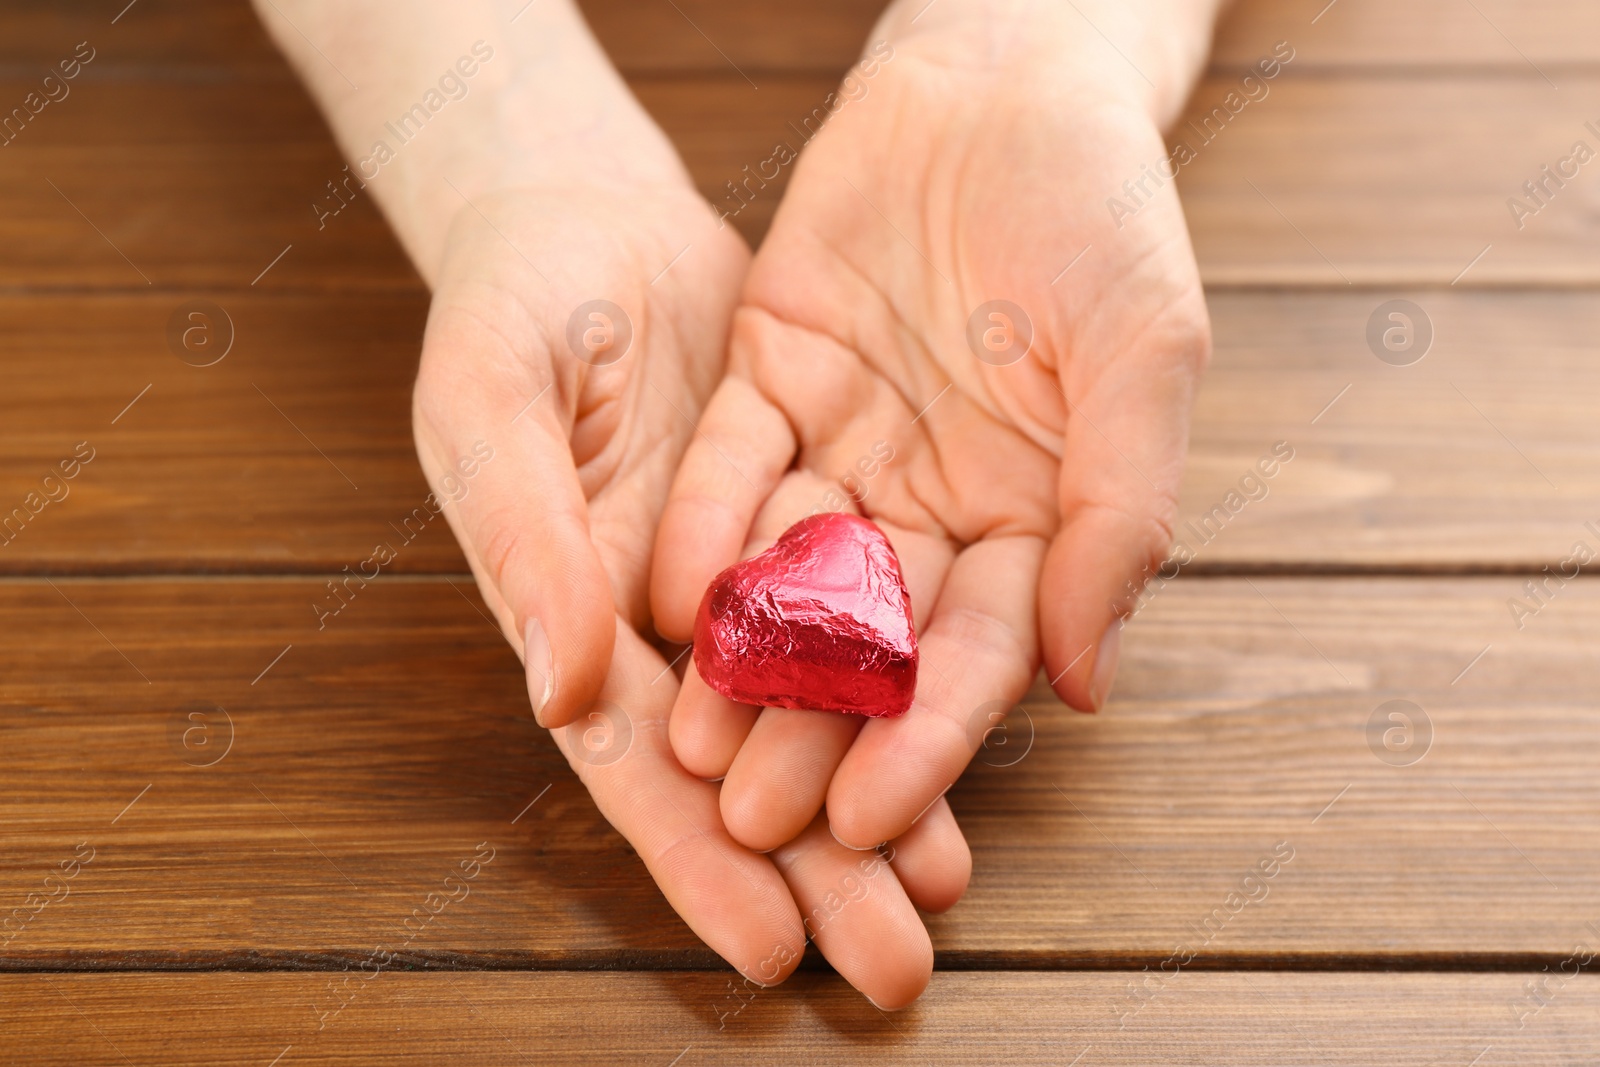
xmin=255 ymin=0 xmax=1225 ymax=1008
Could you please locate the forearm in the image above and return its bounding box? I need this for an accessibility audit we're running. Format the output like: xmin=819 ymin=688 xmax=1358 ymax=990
xmin=250 ymin=0 xmax=688 ymax=285
xmin=878 ymin=0 xmax=1229 ymax=129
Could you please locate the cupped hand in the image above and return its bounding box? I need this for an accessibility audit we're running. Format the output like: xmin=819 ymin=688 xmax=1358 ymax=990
xmin=413 ymin=180 xmax=737 ymax=727
xmin=412 ymin=179 xmax=946 ymax=1005
xmin=651 ymin=5 xmax=1212 ymax=862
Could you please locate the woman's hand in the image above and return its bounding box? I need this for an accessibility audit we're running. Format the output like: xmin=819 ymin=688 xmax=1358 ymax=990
xmin=651 ymin=0 xmax=1220 ymax=863
xmin=414 ymin=179 xmax=742 ymax=726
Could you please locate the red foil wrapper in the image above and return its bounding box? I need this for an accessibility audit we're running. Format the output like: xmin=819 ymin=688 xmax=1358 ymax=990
xmin=693 ymin=512 xmax=918 ymax=717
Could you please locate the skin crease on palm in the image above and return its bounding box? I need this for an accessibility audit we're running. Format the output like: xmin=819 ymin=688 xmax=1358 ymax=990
xmin=254 ymin=0 xmax=1224 ymax=1011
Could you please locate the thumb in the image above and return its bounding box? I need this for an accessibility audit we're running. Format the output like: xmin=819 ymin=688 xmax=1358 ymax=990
xmin=1040 ymin=312 xmax=1208 ymax=712
xmin=413 ymin=327 xmax=615 ymax=731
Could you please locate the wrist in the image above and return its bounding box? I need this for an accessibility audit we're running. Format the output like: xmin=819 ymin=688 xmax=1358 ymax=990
xmin=253 ymin=0 xmax=694 ymax=286
xmin=874 ymin=0 xmax=1224 ymax=128
xmin=375 ymin=70 xmax=692 ymax=285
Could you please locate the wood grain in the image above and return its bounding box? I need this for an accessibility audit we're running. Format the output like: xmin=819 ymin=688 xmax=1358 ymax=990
xmin=579 ymin=0 xmax=885 ymax=76
xmin=6 ymin=0 xmax=1596 ymax=78
xmin=0 ymin=294 xmax=464 ymax=574
xmin=0 ymin=577 xmax=695 ymax=965
xmin=1213 ymin=0 xmax=1600 ymax=70
xmin=1181 ymin=289 xmax=1600 ymax=569
xmin=3 ymin=577 xmax=1598 ymax=965
xmin=0 ymin=73 xmax=819 ymax=283
xmin=589 ymin=0 xmax=1600 ymax=76
xmin=1176 ymin=73 xmax=1600 ymax=285
xmin=0 ymin=0 xmax=284 ymax=75
xmin=952 ymin=575 xmax=1600 ymax=959
xmin=633 ymin=75 xmax=828 ymax=245
xmin=3 ymin=971 xmax=1594 ymax=1064
xmin=0 ymin=0 xmax=878 ymax=79
xmin=0 ymin=79 xmax=419 ymax=292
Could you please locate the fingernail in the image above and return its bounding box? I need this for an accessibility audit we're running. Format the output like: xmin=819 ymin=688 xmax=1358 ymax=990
xmin=525 ymin=617 xmax=554 ymax=726
xmin=909 ymin=786 xmax=952 ymax=827
xmin=828 ymin=823 xmax=883 ymax=852
xmin=1089 ymin=619 xmax=1122 ymax=712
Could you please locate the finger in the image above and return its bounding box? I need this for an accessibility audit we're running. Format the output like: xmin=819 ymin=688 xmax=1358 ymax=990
xmin=828 ymin=535 xmax=1043 ymax=849
xmin=414 ymin=314 xmax=613 ymax=730
xmin=554 ymin=619 xmax=806 ymax=986
xmin=709 ymin=480 xmax=953 ymax=853
xmin=690 ymin=472 xmax=859 ymax=838
xmin=872 ymin=518 xmax=956 ymax=635
xmin=887 ymin=796 xmax=971 ymax=915
xmin=1040 ymin=306 xmax=1209 ymax=711
xmin=771 ymin=816 xmax=933 ymax=1009
xmin=667 ymin=470 xmax=856 ymax=782
xmin=744 ymin=468 xmax=860 ymax=547
xmin=722 ymin=708 xmax=863 ymax=853
xmin=669 ymin=658 xmax=759 ymax=781
xmin=651 ymin=374 xmax=796 ymax=642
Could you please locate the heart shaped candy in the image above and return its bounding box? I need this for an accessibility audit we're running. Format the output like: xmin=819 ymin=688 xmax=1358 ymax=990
xmin=692 ymin=512 xmax=918 ymax=717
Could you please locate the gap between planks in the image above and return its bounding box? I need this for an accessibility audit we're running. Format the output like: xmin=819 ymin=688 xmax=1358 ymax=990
xmin=1 ymin=280 xmax=1596 ymax=299
xmin=0 ymin=950 xmax=1591 ymax=974
xmin=17 ymin=61 xmax=1600 ymax=82
xmin=0 ymin=563 xmax=1590 ymax=581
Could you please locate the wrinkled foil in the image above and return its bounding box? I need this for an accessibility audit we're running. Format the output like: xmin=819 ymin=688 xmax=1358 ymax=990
xmin=693 ymin=512 xmax=918 ymax=717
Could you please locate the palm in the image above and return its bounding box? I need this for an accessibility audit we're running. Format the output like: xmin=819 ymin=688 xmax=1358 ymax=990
xmin=743 ymin=55 xmax=1207 ymax=549
xmin=653 ymin=47 xmax=1209 ymax=863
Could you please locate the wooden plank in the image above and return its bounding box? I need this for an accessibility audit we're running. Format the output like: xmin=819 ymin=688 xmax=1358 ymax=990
xmin=0 ymin=79 xmax=419 ymax=292
xmin=633 ymin=75 xmax=826 ymax=245
xmin=1176 ymin=73 xmax=1600 ymax=285
xmin=947 ymin=576 xmax=1600 ymax=960
xmin=3 ymin=971 xmax=1595 ymax=1064
xmin=593 ymin=0 xmax=1600 ymax=74
xmin=3 ymin=289 xmax=1595 ymax=572
xmin=7 ymin=0 xmax=1596 ymax=79
xmin=3 ymin=577 xmax=1598 ymax=964
xmin=0 ymin=74 xmax=812 ymax=285
xmin=0 ymin=0 xmax=879 ymax=78
xmin=0 ymin=577 xmax=696 ymax=965
xmin=1214 ymin=0 xmax=1600 ymax=70
xmin=580 ymin=0 xmax=884 ymax=76
xmin=1182 ymin=289 xmax=1600 ymax=570
xmin=0 ymin=0 xmax=284 ymax=75
xmin=0 ymin=294 xmax=465 ymax=574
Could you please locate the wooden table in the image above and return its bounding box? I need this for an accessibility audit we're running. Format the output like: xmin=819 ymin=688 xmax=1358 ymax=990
xmin=4 ymin=0 xmax=1599 ymax=1061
